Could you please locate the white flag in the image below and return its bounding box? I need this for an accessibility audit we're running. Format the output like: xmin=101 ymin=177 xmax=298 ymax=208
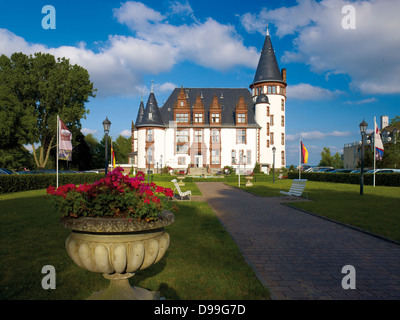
xmin=59 ymin=118 xmax=72 ymax=161
xmin=374 ymin=120 xmax=384 ymax=161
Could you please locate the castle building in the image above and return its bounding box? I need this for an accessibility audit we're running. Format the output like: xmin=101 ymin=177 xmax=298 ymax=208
xmin=129 ymin=28 xmax=287 ymax=174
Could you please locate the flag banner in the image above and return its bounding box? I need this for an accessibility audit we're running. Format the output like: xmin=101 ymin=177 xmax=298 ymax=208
xmin=301 ymin=141 xmax=309 ymax=164
xmin=111 ymin=141 xmax=116 ymax=168
xmin=59 ymin=118 xmax=72 ymax=161
xmin=374 ymin=120 xmax=384 ymax=161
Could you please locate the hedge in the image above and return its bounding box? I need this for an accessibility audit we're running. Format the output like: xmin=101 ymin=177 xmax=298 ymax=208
xmin=0 ymin=173 xmax=101 ymax=194
xmin=288 ymin=172 xmax=400 ymax=187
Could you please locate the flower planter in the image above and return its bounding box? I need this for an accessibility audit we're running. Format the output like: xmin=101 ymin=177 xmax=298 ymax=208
xmin=177 ymin=175 xmax=185 ymax=186
xmin=61 ymin=212 xmax=175 ymax=300
xmin=245 ymin=176 xmax=253 ymax=186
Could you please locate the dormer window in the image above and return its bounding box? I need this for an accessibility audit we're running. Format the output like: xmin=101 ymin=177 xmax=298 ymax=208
xmin=211 ymin=113 xmax=220 ymax=123
xmin=237 ymin=113 xmax=246 ymax=123
xmin=194 ymin=113 xmax=203 ymax=123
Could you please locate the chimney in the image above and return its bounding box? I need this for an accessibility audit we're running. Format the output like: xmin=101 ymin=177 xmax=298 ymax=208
xmin=281 ymin=68 xmax=287 ymax=83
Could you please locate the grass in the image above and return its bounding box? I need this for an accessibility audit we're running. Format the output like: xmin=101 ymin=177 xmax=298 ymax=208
xmin=0 ymin=189 xmax=269 ymax=300
xmin=226 ymin=177 xmax=400 ymax=242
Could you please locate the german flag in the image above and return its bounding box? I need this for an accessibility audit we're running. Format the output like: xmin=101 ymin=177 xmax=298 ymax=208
xmin=300 ymin=141 xmax=308 ymax=164
xmin=111 ymin=142 xmax=116 ymax=168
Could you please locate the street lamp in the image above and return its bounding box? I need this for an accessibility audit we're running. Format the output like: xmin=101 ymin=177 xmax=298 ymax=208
xmin=102 ymin=117 xmax=111 ymax=176
xmin=359 ymin=119 xmax=368 ymax=195
xmin=272 ymin=146 xmax=276 ymax=183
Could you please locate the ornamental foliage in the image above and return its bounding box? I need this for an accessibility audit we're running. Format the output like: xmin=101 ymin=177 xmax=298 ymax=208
xmin=46 ymin=167 xmax=174 ymax=221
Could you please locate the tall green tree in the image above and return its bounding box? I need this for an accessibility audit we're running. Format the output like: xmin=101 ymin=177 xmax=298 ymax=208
xmin=113 ymin=135 xmax=131 ymax=164
xmin=0 ymin=52 xmax=96 ymax=169
xmin=319 ymin=147 xmax=342 ymax=168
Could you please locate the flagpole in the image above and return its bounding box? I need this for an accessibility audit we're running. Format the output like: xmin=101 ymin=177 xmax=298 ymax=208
xmin=373 ymin=116 xmax=376 ymax=187
xmin=56 ymin=115 xmax=59 ymax=188
xmin=299 ymin=139 xmax=301 ymax=179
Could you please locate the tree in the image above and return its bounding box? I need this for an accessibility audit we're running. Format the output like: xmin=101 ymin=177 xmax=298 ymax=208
xmin=113 ymin=135 xmax=131 ymax=164
xmin=319 ymin=147 xmax=342 ymax=168
xmin=0 ymin=52 xmax=96 ymax=169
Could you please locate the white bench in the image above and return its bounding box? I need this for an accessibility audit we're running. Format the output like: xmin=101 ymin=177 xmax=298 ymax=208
xmin=171 ymin=179 xmax=192 ymax=201
xmin=279 ymin=179 xmax=308 ymax=200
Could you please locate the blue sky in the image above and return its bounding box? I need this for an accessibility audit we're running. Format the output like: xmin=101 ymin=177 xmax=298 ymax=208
xmin=1 ymin=0 xmax=399 ymax=166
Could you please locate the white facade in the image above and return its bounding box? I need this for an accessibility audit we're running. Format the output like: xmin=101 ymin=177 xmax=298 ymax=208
xmin=130 ymin=30 xmax=287 ymax=174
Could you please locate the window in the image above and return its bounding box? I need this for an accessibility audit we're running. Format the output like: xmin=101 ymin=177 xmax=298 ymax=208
xmin=267 ymin=140 xmax=270 ymax=148
xmin=281 ymin=99 xmax=285 ymax=111
xmin=211 ymin=149 xmax=220 ymax=164
xmin=194 ymin=130 xmax=202 ymax=143
xmin=272 ymin=86 xmax=276 ymax=94
xmin=267 ymin=106 xmax=270 ymax=117
xmin=267 ymin=123 xmax=270 ymax=136
xmin=180 ymin=101 xmax=184 ymax=107
xmin=211 ymin=113 xmax=220 ymax=123
xmin=231 ymin=150 xmax=236 ymax=164
xmin=176 ymin=144 xmax=188 ymax=154
xmin=270 ymin=132 xmax=274 ymax=145
xmin=270 ymin=115 xmax=274 ymax=126
xmin=176 ymin=113 xmax=189 ymax=123
xmin=178 ymin=157 xmax=186 ymax=165
xmin=146 ymin=129 xmax=153 ymax=142
xmin=194 ymin=113 xmax=203 ymax=123
xmin=246 ymin=150 xmax=251 ymax=165
xmin=146 ymin=146 xmax=153 ymax=164
xmin=237 ymin=129 xmax=246 ymax=144
xmin=237 ymin=113 xmax=246 ymax=123
xmin=281 ymin=133 xmax=285 ymax=145
xmin=281 ymin=115 xmax=285 ymax=127
xmin=211 ymin=129 xmax=220 ymax=143
xmin=176 ymin=130 xmax=189 ymax=143
xmin=239 ymin=150 xmax=244 ymax=164
xmin=281 ymin=151 xmax=285 ymax=166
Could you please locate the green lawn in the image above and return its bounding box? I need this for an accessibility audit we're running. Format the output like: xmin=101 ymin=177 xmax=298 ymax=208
xmin=0 ymin=189 xmax=269 ymax=300
xmin=227 ymin=178 xmax=400 ymax=242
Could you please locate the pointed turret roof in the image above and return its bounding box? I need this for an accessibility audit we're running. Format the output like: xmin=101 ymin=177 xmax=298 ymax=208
xmin=252 ymin=26 xmax=283 ymax=85
xmin=135 ymin=96 xmax=145 ymax=126
xmin=137 ymin=82 xmax=165 ymax=128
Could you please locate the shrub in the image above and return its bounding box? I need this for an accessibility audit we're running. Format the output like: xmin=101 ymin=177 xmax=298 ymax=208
xmin=0 ymin=173 xmax=101 ymax=194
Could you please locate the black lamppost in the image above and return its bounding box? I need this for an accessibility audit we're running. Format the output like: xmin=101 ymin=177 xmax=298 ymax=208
xmin=102 ymin=117 xmax=111 ymax=176
xmin=359 ymin=119 xmax=368 ymax=195
xmin=272 ymin=146 xmax=276 ymax=183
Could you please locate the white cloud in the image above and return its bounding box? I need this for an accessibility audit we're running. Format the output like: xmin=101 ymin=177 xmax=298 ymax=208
xmin=286 ymin=130 xmax=351 ymax=141
xmin=0 ymin=2 xmax=259 ymax=98
xmin=344 ymin=97 xmax=378 ymax=105
xmin=119 ymin=129 xmax=132 ymax=137
xmin=240 ymin=0 xmax=400 ymax=94
xmin=81 ymin=128 xmax=98 ymax=136
xmin=113 ymin=1 xmax=259 ymax=71
xmin=287 ymin=83 xmax=344 ymax=100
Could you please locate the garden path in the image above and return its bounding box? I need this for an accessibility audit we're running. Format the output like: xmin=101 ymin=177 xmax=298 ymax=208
xmin=195 ymin=182 xmax=400 ymax=300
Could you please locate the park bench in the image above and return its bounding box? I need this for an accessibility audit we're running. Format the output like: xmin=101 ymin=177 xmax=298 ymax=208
xmin=279 ymin=179 xmax=308 ymax=200
xmin=171 ymin=179 xmax=192 ymax=201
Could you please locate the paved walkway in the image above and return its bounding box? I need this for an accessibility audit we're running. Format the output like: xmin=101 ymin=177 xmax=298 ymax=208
xmin=195 ymin=182 xmax=400 ymax=300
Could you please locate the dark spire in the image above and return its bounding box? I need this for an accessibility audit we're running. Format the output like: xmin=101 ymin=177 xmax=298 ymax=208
xmin=135 ymin=95 xmax=145 ymax=126
xmin=252 ymin=26 xmax=283 ymax=85
xmin=137 ymin=82 xmax=165 ymax=127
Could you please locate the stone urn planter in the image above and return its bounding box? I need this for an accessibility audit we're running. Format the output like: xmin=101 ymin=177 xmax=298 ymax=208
xmin=245 ymin=176 xmax=253 ymax=186
xmin=61 ymin=211 xmax=175 ymax=300
xmin=177 ymin=175 xmax=185 ymax=186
